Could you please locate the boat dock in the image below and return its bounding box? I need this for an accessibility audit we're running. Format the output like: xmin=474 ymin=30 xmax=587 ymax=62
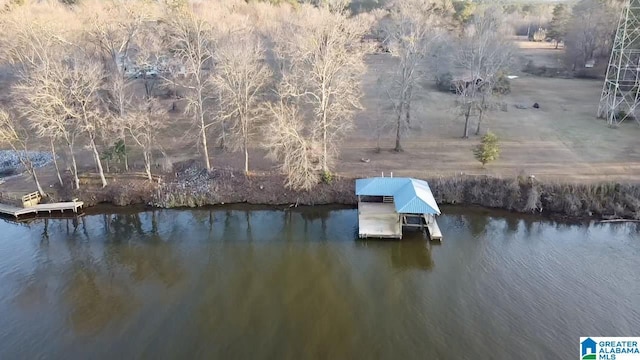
xmin=0 ymin=201 xmax=84 ymax=218
xmin=0 ymin=192 xmax=84 ymax=219
xmin=356 ymin=177 xmax=443 ymax=241
xmin=358 ymin=202 xmax=402 ymax=239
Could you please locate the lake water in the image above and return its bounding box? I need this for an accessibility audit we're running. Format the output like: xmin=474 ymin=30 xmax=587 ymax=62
xmin=0 ymin=206 xmax=638 ymax=359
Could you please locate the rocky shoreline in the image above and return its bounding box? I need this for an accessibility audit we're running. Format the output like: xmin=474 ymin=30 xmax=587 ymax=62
xmin=0 ymin=150 xmax=53 ymax=178
xmin=58 ymin=165 xmax=640 ymax=221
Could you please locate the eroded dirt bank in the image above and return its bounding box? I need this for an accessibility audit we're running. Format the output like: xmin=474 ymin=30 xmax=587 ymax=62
xmin=55 ymin=165 xmax=640 ymax=220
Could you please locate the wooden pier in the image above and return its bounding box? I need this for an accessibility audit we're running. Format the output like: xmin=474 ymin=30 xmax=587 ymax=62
xmin=0 ymin=201 xmax=84 ymax=218
xmin=0 ymin=192 xmax=83 ymax=219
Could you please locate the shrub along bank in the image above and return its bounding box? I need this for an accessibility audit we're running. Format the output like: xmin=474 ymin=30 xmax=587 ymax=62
xmin=58 ymin=166 xmax=640 ymax=220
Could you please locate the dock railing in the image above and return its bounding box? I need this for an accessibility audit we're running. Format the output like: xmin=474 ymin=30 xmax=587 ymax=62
xmin=21 ymin=192 xmax=41 ymax=208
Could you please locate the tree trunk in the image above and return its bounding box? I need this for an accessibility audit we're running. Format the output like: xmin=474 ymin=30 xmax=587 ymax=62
xmin=90 ymin=139 xmax=108 ymax=187
xmin=31 ymin=167 xmax=45 ymax=198
xmin=68 ymin=143 xmax=80 ymax=190
xmin=199 ymin=109 xmax=211 ymax=171
xmin=321 ymin=81 xmax=329 ymax=173
xmin=323 ymin=123 xmax=328 ymax=172
xmin=220 ymin=120 xmax=226 ymax=150
xmin=144 ymin=152 xmax=152 ymax=181
xmin=405 ymin=99 xmax=411 ymax=129
xmin=144 ymin=78 xmax=152 ymax=99
xmin=405 ymin=86 xmax=412 ymax=128
xmin=463 ymin=103 xmax=472 ymax=139
xmin=394 ymin=103 xmax=404 ymax=152
xmin=116 ymin=78 xmax=129 ymax=173
xmin=475 ymin=95 xmax=486 ymax=136
xmin=51 ymin=140 xmax=63 ymax=187
xmin=67 ymin=143 xmax=80 ymax=189
xmin=243 ymin=101 xmax=249 ymax=174
xmin=123 ymin=137 xmax=129 ymax=172
xmin=195 ymin=79 xmax=211 ymax=170
xmin=321 ymin=103 xmax=328 ymax=173
xmin=475 ymin=109 xmax=484 ymax=136
xmin=244 ymin=135 xmax=249 ymax=175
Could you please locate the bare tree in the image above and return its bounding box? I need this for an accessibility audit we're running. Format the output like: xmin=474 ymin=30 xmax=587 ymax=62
xmin=66 ymin=56 xmax=110 ymax=187
xmin=19 ymin=55 xmax=104 ymax=189
xmin=0 ymin=5 xmax=78 ymax=74
xmin=86 ymin=3 xmax=152 ymax=172
xmin=123 ymin=99 xmax=168 ymax=181
xmin=455 ymin=6 xmax=513 ymax=138
xmin=6 ymin=13 xmax=84 ymax=189
xmin=264 ymin=99 xmax=322 ymax=190
xmin=0 ymin=110 xmax=45 ymax=196
xmin=274 ymin=3 xmax=369 ymax=175
xmin=18 ymin=69 xmax=72 ymax=188
xmin=213 ymin=27 xmax=272 ymax=174
xmin=382 ymin=0 xmax=446 ymax=151
xmin=167 ymin=10 xmax=216 ymax=171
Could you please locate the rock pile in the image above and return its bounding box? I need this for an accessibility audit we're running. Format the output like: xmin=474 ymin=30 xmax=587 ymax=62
xmin=0 ymin=150 xmax=53 ymax=177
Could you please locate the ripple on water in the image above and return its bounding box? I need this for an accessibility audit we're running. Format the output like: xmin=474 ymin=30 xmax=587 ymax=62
xmin=0 ymin=209 xmax=638 ymax=359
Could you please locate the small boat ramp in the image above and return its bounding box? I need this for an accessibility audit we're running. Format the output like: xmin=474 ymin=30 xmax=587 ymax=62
xmin=356 ymin=177 xmax=442 ymax=241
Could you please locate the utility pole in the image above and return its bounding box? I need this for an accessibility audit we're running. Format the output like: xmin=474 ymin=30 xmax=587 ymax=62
xmin=598 ymin=0 xmax=640 ymax=127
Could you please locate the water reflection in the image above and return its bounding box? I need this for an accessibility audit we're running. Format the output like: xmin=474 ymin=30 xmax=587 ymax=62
xmin=64 ymin=265 xmax=134 ymax=335
xmin=0 ymin=207 xmax=639 ymax=359
xmin=106 ymin=213 xmax=146 ymax=238
xmin=63 ymin=223 xmax=136 ymax=335
xmin=390 ymin=241 xmax=434 ymax=270
xmin=9 ymin=210 xmax=192 ymax=336
xmin=103 ymin=213 xmax=184 ymax=287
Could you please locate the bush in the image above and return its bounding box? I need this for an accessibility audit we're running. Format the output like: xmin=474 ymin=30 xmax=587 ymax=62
xmin=492 ymin=72 xmax=511 ymax=95
xmin=614 ymin=110 xmax=635 ymax=121
xmin=321 ymin=170 xmax=333 ymax=184
xmin=525 ymin=62 xmax=548 ymax=76
xmin=473 ymin=132 xmax=500 ymax=167
xmin=435 ymin=72 xmax=454 ymax=93
xmin=573 ymin=68 xmax=600 ymax=79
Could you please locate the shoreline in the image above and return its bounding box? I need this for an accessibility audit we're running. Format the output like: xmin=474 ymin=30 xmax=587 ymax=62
xmin=50 ymin=168 xmax=640 ymax=222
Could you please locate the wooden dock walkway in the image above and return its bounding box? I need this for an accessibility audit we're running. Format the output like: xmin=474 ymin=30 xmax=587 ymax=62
xmin=0 ymin=200 xmax=84 ymax=218
xmin=426 ymin=216 xmax=442 ymax=241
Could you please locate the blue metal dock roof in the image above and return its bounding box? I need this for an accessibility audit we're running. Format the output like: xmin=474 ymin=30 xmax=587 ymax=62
xmin=355 ymin=177 xmax=441 ymax=215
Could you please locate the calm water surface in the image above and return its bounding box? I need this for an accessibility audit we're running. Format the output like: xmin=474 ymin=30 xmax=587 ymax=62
xmin=0 ymin=206 xmax=638 ymax=359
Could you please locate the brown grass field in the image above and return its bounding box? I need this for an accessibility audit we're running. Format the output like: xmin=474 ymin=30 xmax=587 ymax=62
xmin=187 ymin=38 xmax=640 ymax=183
xmin=340 ymin=39 xmax=640 ymax=183
xmin=3 ymin=38 xmax=640 ymax=196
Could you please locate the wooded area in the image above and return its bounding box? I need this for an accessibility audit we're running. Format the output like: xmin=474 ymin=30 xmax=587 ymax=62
xmin=0 ymin=0 xmax=626 ymax=194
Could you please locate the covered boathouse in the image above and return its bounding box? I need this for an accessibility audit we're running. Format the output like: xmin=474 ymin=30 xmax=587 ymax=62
xmin=355 ymin=177 xmax=442 ymax=241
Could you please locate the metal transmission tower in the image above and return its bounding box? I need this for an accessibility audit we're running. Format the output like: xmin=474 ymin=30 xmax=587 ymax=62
xmin=598 ymin=0 xmax=640 ymax=127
